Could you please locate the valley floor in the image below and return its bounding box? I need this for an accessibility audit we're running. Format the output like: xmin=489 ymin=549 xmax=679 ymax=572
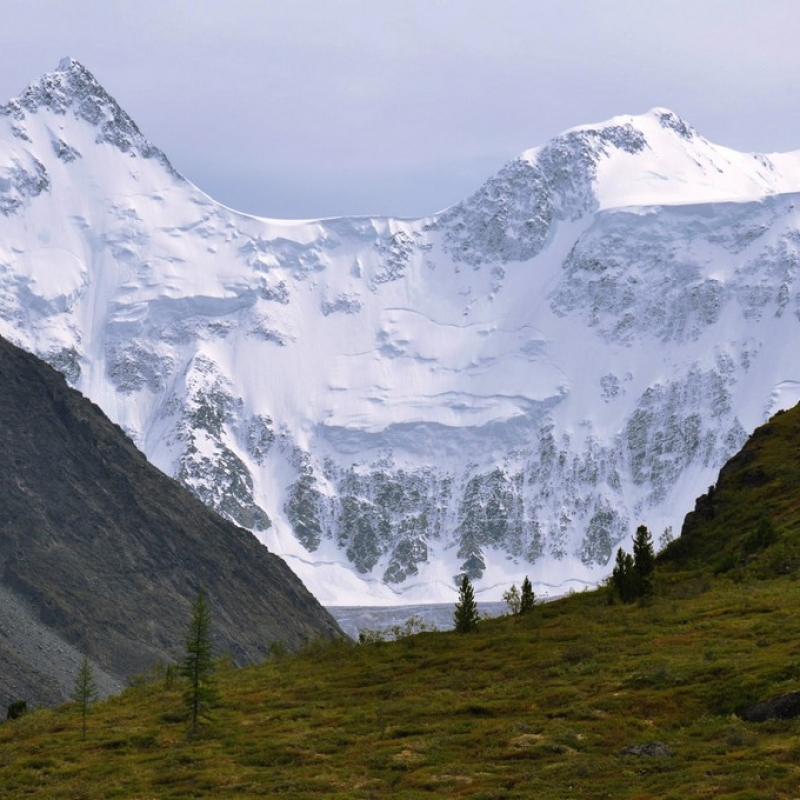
xmin=328 ymin=601 xmax=508 ymax=639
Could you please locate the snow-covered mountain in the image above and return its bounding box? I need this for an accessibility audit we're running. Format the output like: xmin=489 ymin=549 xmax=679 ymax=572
xmin=3 ymin=58 xmax=800 ymax=605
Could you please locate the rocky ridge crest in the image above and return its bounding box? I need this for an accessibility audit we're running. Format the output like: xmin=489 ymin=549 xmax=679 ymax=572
xmin=2 ymin=62 xmax=800 ymax=602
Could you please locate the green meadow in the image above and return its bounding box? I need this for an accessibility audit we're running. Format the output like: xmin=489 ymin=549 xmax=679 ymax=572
xmin=5 ymin=406 xmax=800 ymax=798
xmin=2 ymin=568 xmax=800 ymax=799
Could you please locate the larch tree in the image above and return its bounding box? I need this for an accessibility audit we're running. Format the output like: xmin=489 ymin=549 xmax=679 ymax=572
xmin=73 ymin=654 xmax=97 ymax=739
xmin=180 ymin=586 xmax=217 ymax=733
xmin=502 ymin=584 xmax=521 ymax=615
xmin=611 ymin=547 xmax=637 ymax=603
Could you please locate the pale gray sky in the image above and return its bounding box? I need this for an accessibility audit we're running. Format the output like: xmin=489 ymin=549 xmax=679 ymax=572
xmin=1 ymin=1 xmax=798 ymax=219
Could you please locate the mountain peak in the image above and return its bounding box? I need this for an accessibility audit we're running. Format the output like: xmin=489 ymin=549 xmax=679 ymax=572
xmin=56 ymin=55 xmax=85 ymax=73
xmin=1 ymin=58 xmax=178 ymax=175
xmin=4 ymin=62 xmax=800 ymax=607
xmin=647 ymin=107 xmax=697 ymax=140
xmin=16 ymin=57 xmax=114 ymax=117
xmin=562 ymin=107 xmax=696 ymax=142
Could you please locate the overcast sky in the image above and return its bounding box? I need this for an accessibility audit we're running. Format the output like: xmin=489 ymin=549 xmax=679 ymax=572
xmin=1 ymin=1 xmax=798 ymax=219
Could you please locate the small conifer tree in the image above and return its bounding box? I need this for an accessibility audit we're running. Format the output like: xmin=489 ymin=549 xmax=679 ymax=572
xmin=657 ymin=526 xmax=674 ymax=553
xmin=73 ymin=655 xmax=97 ymax=739
xmin=611 ymin=547 xmax=637 ymax=603
xmin=454 ymin=573 xmax=479 ymax=633
xmin=180 ymin=586 xmax=217 ymax=733
xmin=632 ymin=524 xmax=655 ymax=594
xmin=519 ymin=576 xmax=535 ymax=614
xmin=611 ymin=526 xmax=657 ymax=604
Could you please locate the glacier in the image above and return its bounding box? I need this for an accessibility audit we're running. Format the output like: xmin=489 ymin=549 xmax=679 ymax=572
xmin=3 ymin=58 xmax=800 ymax=605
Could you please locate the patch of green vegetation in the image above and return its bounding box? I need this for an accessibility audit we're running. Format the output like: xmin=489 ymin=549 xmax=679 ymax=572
xmin=6 ymin=404 xmax=800 ymax=797
xmin=1 ymin=569 xmax=800 ymax=797
xmin=660 ymin=404 xmax=800 ymax=581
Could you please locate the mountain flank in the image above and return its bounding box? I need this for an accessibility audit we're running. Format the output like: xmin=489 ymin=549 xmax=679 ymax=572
xmin=4 ymin=358 xmax=800 ymax=794
xmin=660 ymin=401 xmax=800 ymax=578
xmin=0 ymin=334 xmax=343 ymax=709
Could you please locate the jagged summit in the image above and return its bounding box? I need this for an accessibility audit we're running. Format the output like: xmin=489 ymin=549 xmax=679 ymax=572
xmin=0 ymin=57 xmax=177 ymax=174
xmin=56 ymin=55 xmax=83 ymax=73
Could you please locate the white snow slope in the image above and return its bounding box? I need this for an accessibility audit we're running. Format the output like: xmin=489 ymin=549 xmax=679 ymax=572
xmin=3 ymin=59 xmax=800 ymax=605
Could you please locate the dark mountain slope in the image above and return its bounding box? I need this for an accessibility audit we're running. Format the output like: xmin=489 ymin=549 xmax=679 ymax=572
xmin=659 ymin=401 xmax=800 ymax=577
xmin=0 ymin=335 xmax=343 ymax=708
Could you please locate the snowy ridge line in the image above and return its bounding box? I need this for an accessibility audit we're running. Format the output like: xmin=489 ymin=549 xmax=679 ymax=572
xmin=2 ymin=60 xmax=800 ymax=604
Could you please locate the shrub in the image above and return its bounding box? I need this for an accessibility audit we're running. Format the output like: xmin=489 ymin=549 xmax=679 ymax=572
xmin=744 ymin=518 xmax=778 ymax=554
xmin=503 ymin=584 xmax=521 ymax=615
xmin=6 ymin=700 xmax=27 ymax=721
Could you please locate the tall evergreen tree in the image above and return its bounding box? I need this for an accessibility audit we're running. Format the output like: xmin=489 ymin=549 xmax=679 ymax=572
xmin=632 ymin=524 xmax=655 ymax=596
xmin=180 ymin=586 xmax=217 ymax=733
xmin=73 ymin=655 xmax=97 ymax=739
xmin=519 ymin=576 xmax=535 ymax=614
xmin=454 ymin=574 xmax=479 ymax=633
xmin=611 ymin=547 xmax=637 ymax=603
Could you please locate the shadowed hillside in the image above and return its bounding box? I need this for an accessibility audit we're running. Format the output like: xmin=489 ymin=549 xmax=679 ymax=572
xmin=0 ymin=335 xmax=343 ymax=709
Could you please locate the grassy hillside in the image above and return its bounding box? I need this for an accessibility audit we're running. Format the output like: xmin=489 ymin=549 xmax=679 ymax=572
xmin=4 ymin=404 xmax=800 ymax=798
xmin=2 ymin=571 xmax=800 ymax=798
xmin=660 ymin=403 xmax=800 ymax=578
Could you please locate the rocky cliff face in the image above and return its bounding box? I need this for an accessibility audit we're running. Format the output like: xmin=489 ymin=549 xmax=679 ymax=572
xmin=3 ymin=60 xmax=800 ymax=603
xmin=0 ymin=334 xmax=343 ymax=709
